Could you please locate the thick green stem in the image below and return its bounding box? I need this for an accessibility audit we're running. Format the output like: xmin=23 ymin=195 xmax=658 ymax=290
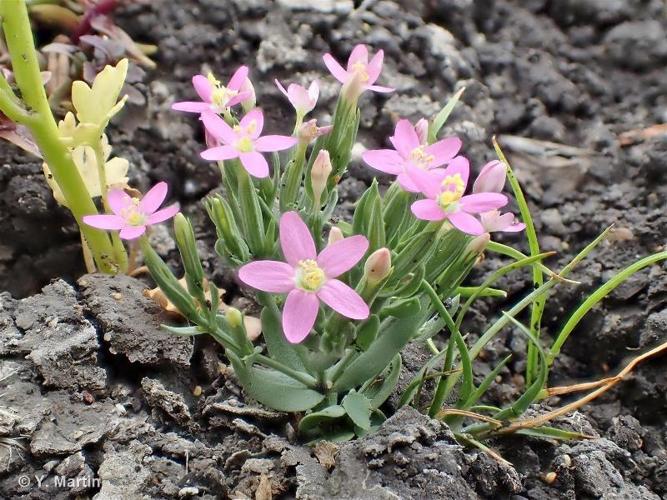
xmin=0 ymin=0 xmax=117 ymax=272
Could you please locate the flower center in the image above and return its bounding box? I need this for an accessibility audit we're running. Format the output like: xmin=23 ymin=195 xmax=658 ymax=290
xmin=207 ymin=73 xmax=237 ymax=110
xmin=235 ymin=136 xmax=254 ymax=153
xmin=120 ymin=199 xmax=146 ymax=226
xmin=409 ymin=145 xmax=435 ymax=169
xmin=296 ymin=259 xmax=326 ymax=292
xmin=437 ymin=173 xmax=465 ymax=212
xmin=351 ymin=62 xmax=369 ymax=82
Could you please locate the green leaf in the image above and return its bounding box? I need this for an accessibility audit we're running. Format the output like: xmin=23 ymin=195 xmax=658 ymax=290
xmin=428 ymin=86 xmax=465 ymax=143
xmin=228 ymin=351 xmax=324 ymax=412
xmin=380 ymin=296 xmax=421 ymax=319
xmin=515 ymin=426 xmax=593 ymax=441
xmin=161 ymin=325 xmax=203 ymax=336
xmin=333 ymin=306 xmax=425 ymax=393
xmin=298 ymin=405 xmax=346 ymax=435
xmin=361 ymin=354 xmax=402 ymax=409
xmin=341 ymin=391 xmax=372 ymax=430
xmin=173 ymin=214 xmax=206 ymax=306
xmin=355 ymin=314 xmax=380 ymax=351
xmin=259 ymin=296 xmax=306 ymax=372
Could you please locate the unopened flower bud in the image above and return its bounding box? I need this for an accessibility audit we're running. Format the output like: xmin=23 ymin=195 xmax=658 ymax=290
xmin=240 ymin=78 xmax=256 ymax=114
xmin=415 ymin=118 xmax=429 ymax=144
xmin=327 ymin=226 xmax=344 ymax=246
xmin=225 ymin=307 xmax=243 ymax=329
xmin=473 ymin=160 xmax=506 ymax=193
xmin=364 ymin=248 xmax=392 ymax=285
xmin=466 ymin=233 xmax=491 ymax=255
xmin=311 ymin=150 xmax=332 ymax=207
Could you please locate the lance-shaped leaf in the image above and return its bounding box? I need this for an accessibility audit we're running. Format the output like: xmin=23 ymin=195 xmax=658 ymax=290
xmin=228 ymin=351 xmax=324 ymax=412
xmin=332 ymin=304 xmax=425 ymax=393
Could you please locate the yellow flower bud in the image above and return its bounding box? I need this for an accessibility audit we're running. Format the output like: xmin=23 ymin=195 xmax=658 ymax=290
xmin=363 ymin=247 xmax=392 ymax=285
xmin=327 ymin=226 xmax=344 ymax=246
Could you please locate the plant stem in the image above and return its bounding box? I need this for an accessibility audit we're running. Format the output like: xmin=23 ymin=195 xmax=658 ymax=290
xmin=0 ymin=0 xmax=117 ymax=272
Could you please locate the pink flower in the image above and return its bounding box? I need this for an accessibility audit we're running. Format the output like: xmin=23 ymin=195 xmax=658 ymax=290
xmin=472 ymin=160 xmax=506 ymax=194
xmin=238 ymin=212 xmax=370 ymax=343
xmin=172 ymin=67 xmax=252 ymax=114
xmin=83 ymin=182 xmax=180 ymax=240
xmin=408 ymin=157 xmax=508 ymax=235
xmin=297 ymin=119 xmax=333 ymax=144
xmin=480 ymin=210 xmax=525 ymax=233
xmin=275 ymin=79 xmax=319 ymax=117
xmin=323 ymin=44 xmax=393 ymax=97
xmin=200 ymin=109 xmax=298 ymax=178
xmin=471 ymin=160 xmax=525 ymax=234
xmin=362 ymin=119 xmax=461 ymax=192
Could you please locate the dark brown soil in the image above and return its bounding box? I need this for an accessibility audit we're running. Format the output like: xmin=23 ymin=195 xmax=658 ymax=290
xmin=1 ymin=0 xmax=666 ymax=498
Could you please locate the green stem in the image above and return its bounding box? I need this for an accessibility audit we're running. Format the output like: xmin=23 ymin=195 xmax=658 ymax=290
xmin=0 ymin=0 xmax=117 ymax=273
xmin=92 ymin=141 xmax=128 ymax=272
xmin=548 ymin=251 xmax=667 ymax=363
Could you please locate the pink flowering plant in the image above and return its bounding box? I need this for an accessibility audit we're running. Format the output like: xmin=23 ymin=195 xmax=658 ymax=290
xmin=3 ymin=3 xmax=667 ymax=446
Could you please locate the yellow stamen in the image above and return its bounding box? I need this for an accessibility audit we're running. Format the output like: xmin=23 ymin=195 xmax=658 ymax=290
xmin=437 ymin=173 xmax=465 ymax=212
xmin=235 ymin=136 xmax=254 ymax=153
xmin=296 ymin=259 xmax=326 ymax=292
xmin=120 ymin=200 xmax=147 ymax=226
xmin=410 ymin=145 xmax=435 ymax=169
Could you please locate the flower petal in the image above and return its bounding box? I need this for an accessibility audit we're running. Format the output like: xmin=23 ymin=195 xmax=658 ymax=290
xmin=323 ymin=53 xmax=349 ymax=84
xmin=280 ymin=211 xmax=316 ymax=266
xmin=201 ymin=145 xmax=240 ymax=161
xmin=459 ymin=193 xmax=508 ymax=214
xmin=447 ymin=211 xmax=484 ymax=235
xmin=391 ymin=119 xmax=420 ymax=157
xmin=282 ymin=289 xmax=319 ymax=343
xmin=238 ymin=260 xmax=295 ymax=293
xmin=255 ymin=135 xmax=298 ymax=152
xmin=83 ymin=214 xmax=125 ymax=230
xmin=425 ymin=137 xmax=462 ymax=168
xmin=171 ymin=101 xmax=211 ymax=113
xmin=407 ymin=166 xmax=446 ymax=199
xmin=275 ymin=79 xmax=289 ymax=98
xmin=107 ymin=188 xmax=132 ymax=215
xmin=147 ymin=203 xmax=180 ymax=224
xmin=139 ymin=181 xmax=168 ymax=214
xmin=480 ymin=210 xmax=525 ymax=233
xmin=192 ymin=75 xmax=212 ymax=102
xmin=347 ymin=44 xmax=369 ymax=69
xmin=317 ymin=279 xmax=369 ymax=320
xmin=201 ymin=112 xmax=237 ymax=144
xmin=226 ymin=91 xmax=252 ymax=107
xmin=119 ymin=225 xmax=147 ymax=240
xmin=442 ymin=155 xmax=470 ymax=188
xmin=317 ymin=235 xmax=369 ymax=278
xmin=361 ymin=149 xmax=404 ymax=175
xmin=396 ymin=172 xmax=420 ymax=192
xmin=411 ymin=199 xmax=446 ymax=221
xmin=366 ymin=49 xmax=384 ymax=84
xmin=308 ymin=80 xmax=319 ymax=103
xmin=227 ymin=65 xmax=249 ymax=91
xmin=366 ymin=84 xmax=394 ymax=93
xmin=239 ymin=151 xmax=269 ymax=178
xmin=240 ymin=108 xmax=264 ymax=138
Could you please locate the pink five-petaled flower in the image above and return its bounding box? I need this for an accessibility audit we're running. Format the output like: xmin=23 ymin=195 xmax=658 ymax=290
xmin=362 ymin=119 xmax=461 ymax=192
xmin=238 ymin=212 xmax=370 ymax=344
xmin=323 ymin=44 xmax=393 ymax=98
xmin=83 ymin=182 xmax=180 ymax=240
xmin=408 ymin=157 xmax=508 ymax=236
xmin=472 ymin=160 xmax=525 ymax=234
xmin=200 ymin=109 xmax=298 ymax=178
xmin=171 ymin=67 xmax=252 ymax=115
xmin=275 ymin=79 xmax=319 ymax=117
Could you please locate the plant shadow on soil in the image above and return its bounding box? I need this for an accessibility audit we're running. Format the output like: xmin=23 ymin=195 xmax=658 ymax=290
xmin=1 ymin=0 xmax=666 ymax=498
